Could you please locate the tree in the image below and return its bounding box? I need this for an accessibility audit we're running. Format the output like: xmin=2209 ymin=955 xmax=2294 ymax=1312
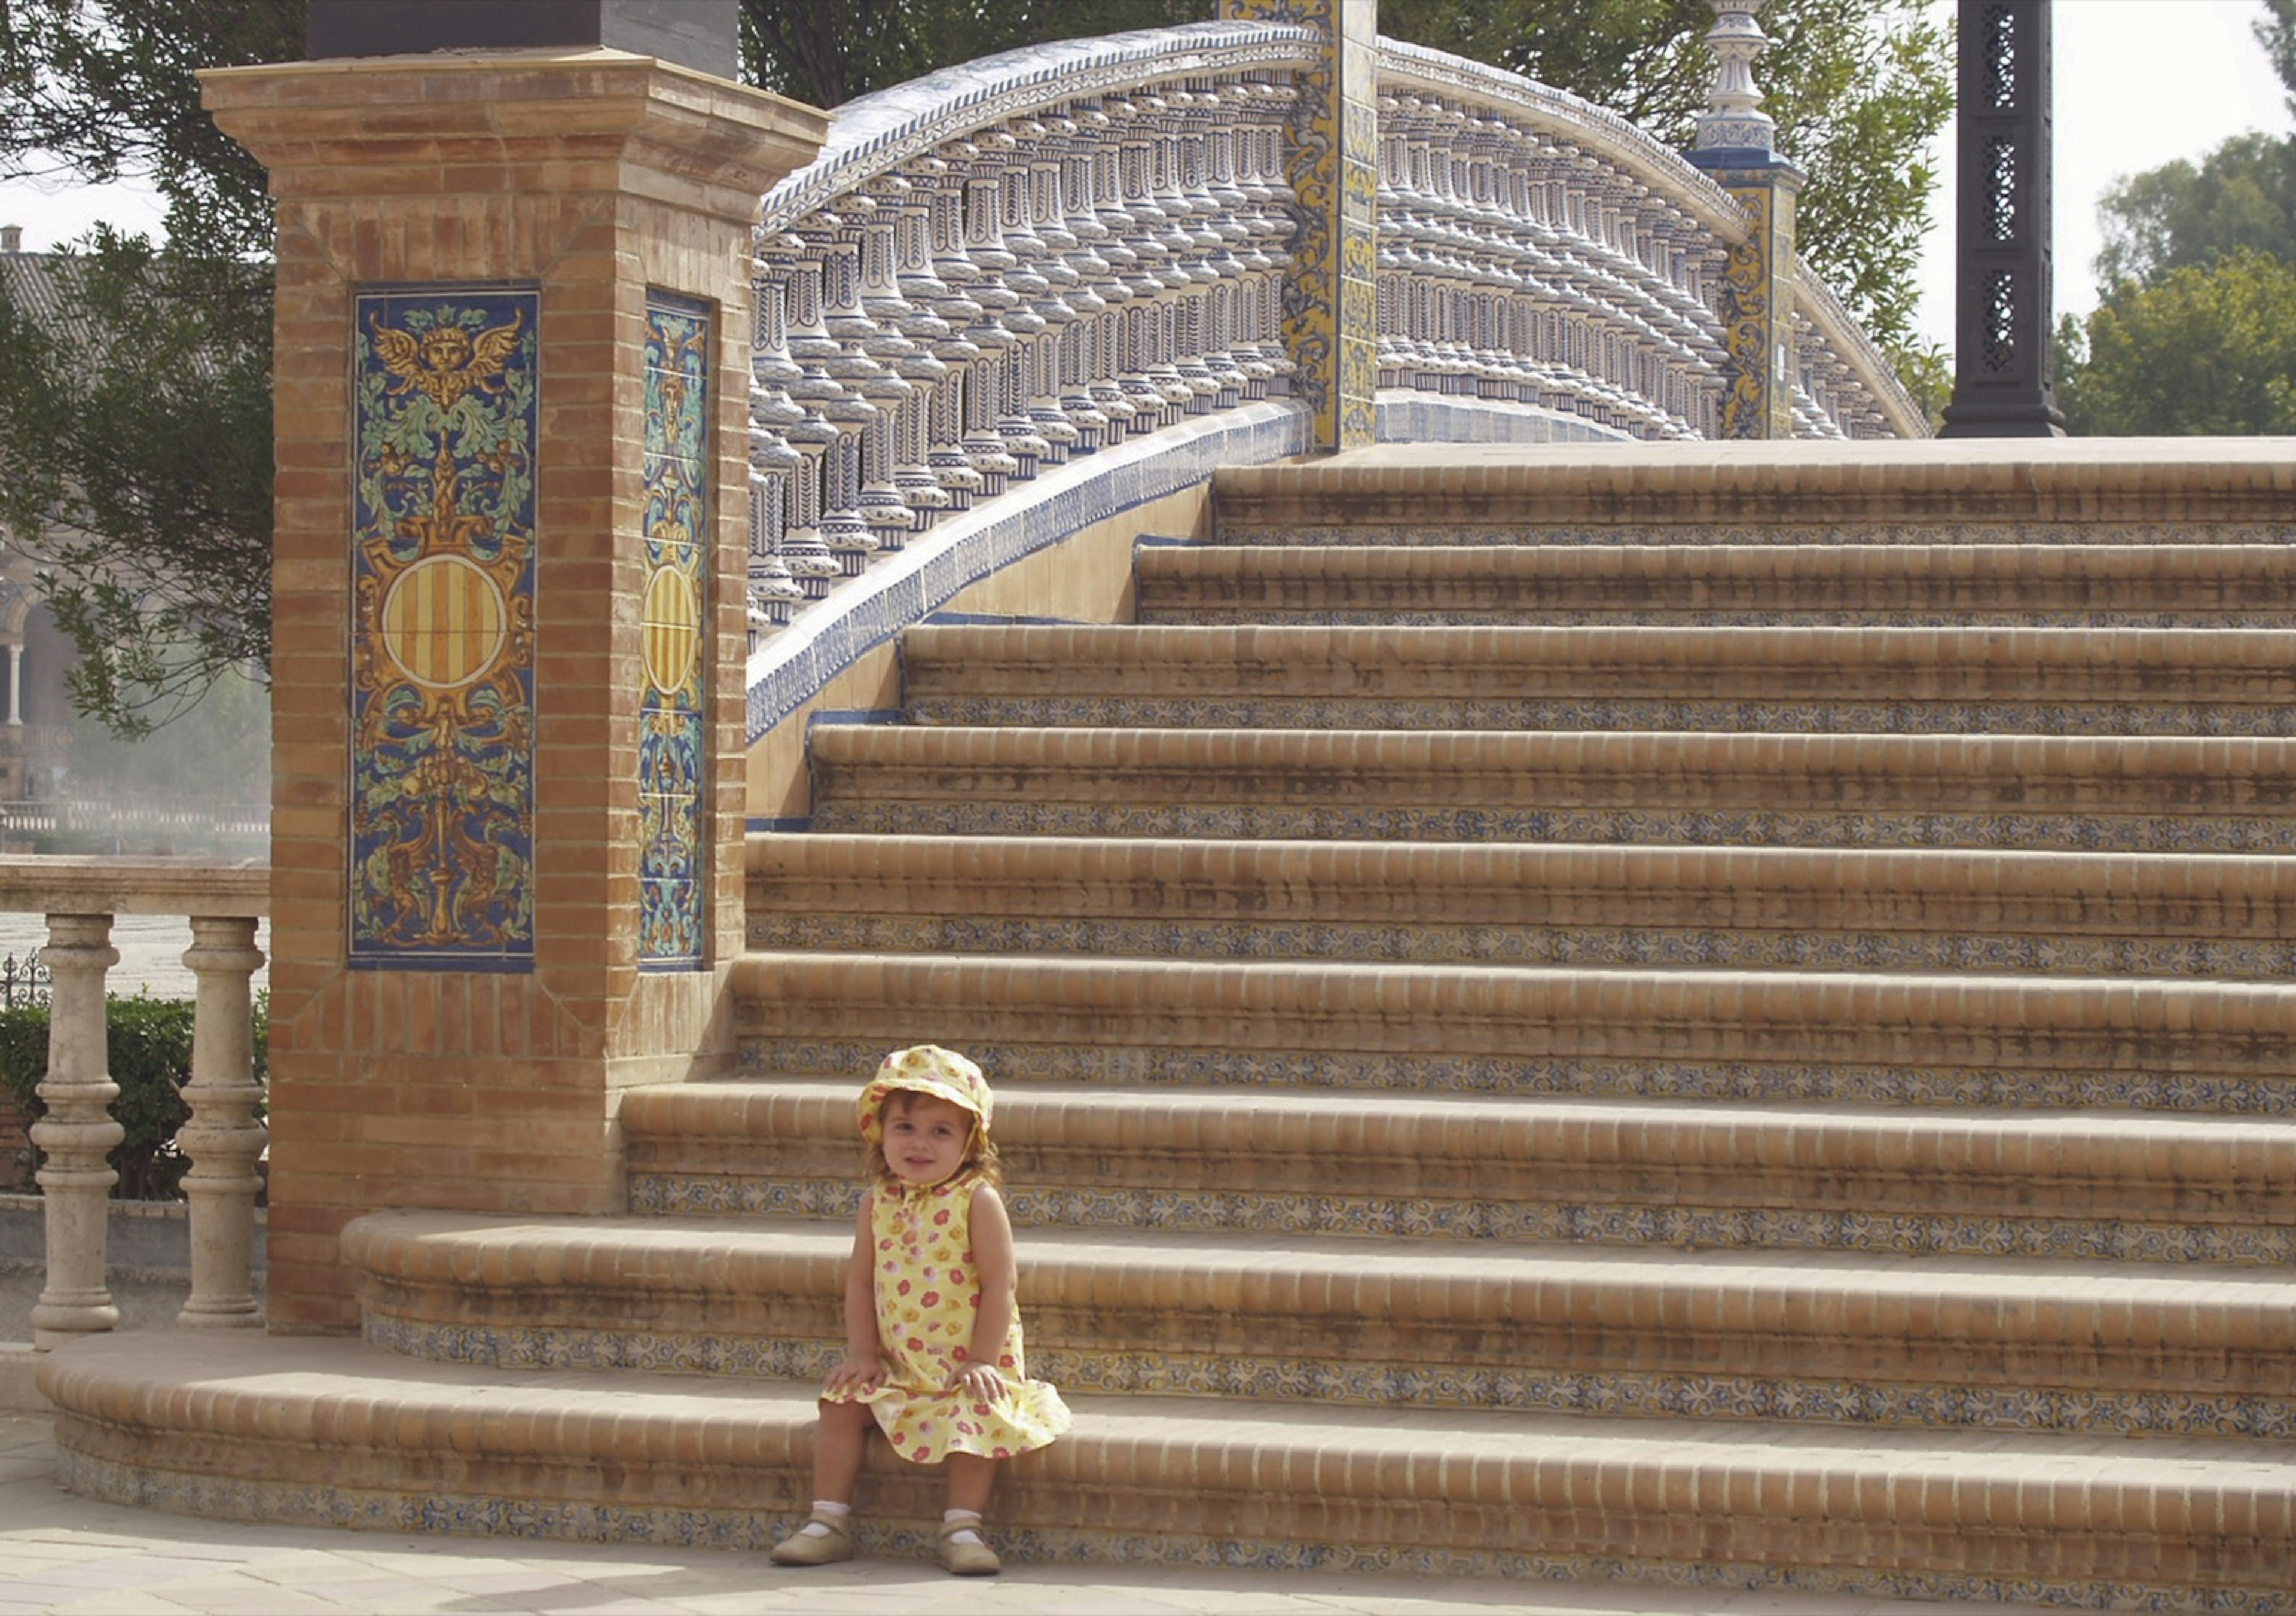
xmin=2056 ymin=249 xmax=2296 ymax=437
xmin=740 ymin=0 xmax=1207 ymax=108
xmin=2056 ymin=0 xmax=2296 ymax=433
xmin=0 ymin=0 xmax=294 ymax=735
xmin=1379 ymin=0 xmax=1954 ymax=352
xmin=2093 ymin=132 xmax=2296 ymax=288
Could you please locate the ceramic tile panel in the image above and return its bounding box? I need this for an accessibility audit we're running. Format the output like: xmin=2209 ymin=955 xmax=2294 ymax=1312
xmin=639 ymin=292 xmax=712 ymax=968
xmin=349 ymin=285 xmax=540 ymax=971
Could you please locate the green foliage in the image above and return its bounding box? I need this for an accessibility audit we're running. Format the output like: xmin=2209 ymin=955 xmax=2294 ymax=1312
xmin=740 ymin=0 xmax=1211 ymax=108
xmin=0 ymin=991 xmax=268 ymax=1201
xmin=2056 ymin=249 xmax=2296 ymax=437
xmin=1890 ymin=337 xmax=1950 ymax=435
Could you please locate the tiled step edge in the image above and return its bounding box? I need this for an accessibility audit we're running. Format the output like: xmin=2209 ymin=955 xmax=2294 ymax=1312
xmin=1206 ymin=440 xmax=2296 ymax=529
xmin=1132 ymin=543 xmax=2296 ymax=626
xmin=732 ymin=952 xmax=2296 ymax=1110
xmin=341 ymin=1209 xmax=2296 ymax=1437
xmin=746 ymin=834 xmax=2296 ymax=978
xmin=622 ymin=1080 xmax=2296 ymax=1263
xmin=805 ymin=728 xmax=2296 ymax=851
xmin=39 ymin=1331 xmax=2295 ymax=1606
xmin=895 ymin=624 xmax=2296 ymax=736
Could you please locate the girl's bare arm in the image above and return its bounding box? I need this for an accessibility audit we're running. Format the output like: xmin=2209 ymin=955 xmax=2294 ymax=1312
xmin=823 ymin=1192 xmax=883 ymax=1392
xmin=955 ymin=1182 xmax=1018 ymax=1400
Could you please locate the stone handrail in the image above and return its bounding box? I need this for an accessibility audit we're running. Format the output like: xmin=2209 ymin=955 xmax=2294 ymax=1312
xmin=0 ymin=856 xmax=268 ymax=1347
xmin=1791 ymin=252 xmax=1930 ymax=440
xmin=738 ymin=23 xmax=1925 ymax=685
xmin=1372 ymin=38 xmax=1744 ymax=441
xmin=743 ymin=21 xmax=1321 ymax=639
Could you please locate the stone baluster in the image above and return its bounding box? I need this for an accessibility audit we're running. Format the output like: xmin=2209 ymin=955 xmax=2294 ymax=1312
xmin=853 ymin=179 xmax=952 ymax=536
xmin=747 ymin=273 xmax=812 ymax=629
xmin=1062 ymin=111 xmax=1141 ymax=445
xmin=29 ymin=912 xmax=120 ymax=1349
xmin=814 ymin=206 xmax=917 ymax=556
xmin=756 ymin=236 xmax=842 ymax=596
xmin=1000 ymin=121 xmax=1085 ymax=462
xmin=174 ymin=915 xmax=266 ymax=1328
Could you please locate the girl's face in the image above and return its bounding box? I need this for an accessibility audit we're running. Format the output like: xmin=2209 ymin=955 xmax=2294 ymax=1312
xmin=879 ymin=1091 xmax=973 ymax=1187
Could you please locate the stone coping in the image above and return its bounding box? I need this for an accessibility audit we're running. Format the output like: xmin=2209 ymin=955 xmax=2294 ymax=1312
xmin=0 ymin=855 xmax=267 ymax=918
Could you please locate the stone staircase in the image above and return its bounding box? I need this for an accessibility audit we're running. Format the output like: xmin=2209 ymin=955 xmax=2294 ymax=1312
xmin=41 ymin=444 xmax=2296 ymax=1605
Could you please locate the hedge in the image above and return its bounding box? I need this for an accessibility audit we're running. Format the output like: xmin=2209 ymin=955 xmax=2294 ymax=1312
xmin=0 ymin=993 xmax=268 ymax=1201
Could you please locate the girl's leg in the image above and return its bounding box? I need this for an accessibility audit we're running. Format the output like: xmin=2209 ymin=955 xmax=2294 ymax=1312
xmin=943 ymin=1452 xmax=997 ymax=1515
xmin=770 ymin=1401 xmax=877 ymax=1565
xmin=938 ymin=1454 xmax=1003 ymax=1575
xmin=811 ymin=1398 xmax=875 ymax=1503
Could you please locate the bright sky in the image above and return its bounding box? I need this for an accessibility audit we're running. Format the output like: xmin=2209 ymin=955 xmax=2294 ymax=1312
xmin=0 ymin=1 xmax=2289 ymax=358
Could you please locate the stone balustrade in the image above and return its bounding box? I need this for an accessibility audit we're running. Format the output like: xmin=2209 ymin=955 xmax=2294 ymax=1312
xmin=738 ymin=23 xmax=1926 ymax=658
xmin=0 ymin=857 xmax=268 ymax=1346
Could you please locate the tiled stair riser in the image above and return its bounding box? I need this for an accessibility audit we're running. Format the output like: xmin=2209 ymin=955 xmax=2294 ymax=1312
xmin=741 ymin=1032 xmax=2296 ymax=1112
xmin=342 ymin=1212 xmax=2296 ymax=1437
xmin=900 ymin=693 xmax=2296 ymax=735
xmin=52 ymin=1414 xmax=2294 ymax=1612
xmin=628 ymin=1173 xmax=2295 ymax=1266
xmin=749 ymin=909 xmax=2296 ymax=978
xmin=1209 ymin=520 xmax=2296 ymax=548
xmin=356 ymin=1307 xmax=2296 ymax=1441
xmin=811 ymin=799 xmax=2296 ymax=852
xmin=1142 ymin=605 xmax=2296 ymax=627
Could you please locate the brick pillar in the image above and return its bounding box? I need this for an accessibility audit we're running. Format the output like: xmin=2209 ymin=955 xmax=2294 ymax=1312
xmin=1220 ymin=0 xmax=1378 ymax=452
xmin=201 ymin=50 xmax=826 ymax=1329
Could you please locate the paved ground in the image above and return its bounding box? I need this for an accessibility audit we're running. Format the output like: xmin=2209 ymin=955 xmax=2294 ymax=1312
xmin=0 ymin=1413 xmax=2074 ymax=1616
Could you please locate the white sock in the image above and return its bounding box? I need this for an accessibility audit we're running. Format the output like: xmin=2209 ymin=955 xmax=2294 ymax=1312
xmin=798 ymin=1498 xmax=851 ymax=1538
xmin=943 ymin=1507 xmax=984 ymax=1546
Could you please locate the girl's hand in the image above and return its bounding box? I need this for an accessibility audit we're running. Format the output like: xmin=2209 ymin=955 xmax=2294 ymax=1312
xmin=952 ymin=1361 xmax=1008 ymax=1404
xmin=825 ymin=1352 xmax=883 ymax=1393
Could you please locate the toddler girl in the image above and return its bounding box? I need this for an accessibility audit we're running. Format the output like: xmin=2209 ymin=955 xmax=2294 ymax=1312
xmin=768 ymin=1044 xmax=1071 ymax=1575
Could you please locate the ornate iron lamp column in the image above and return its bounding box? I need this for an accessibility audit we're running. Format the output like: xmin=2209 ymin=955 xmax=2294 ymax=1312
xmin=1940 ymin=0 xmax=2065 ymax=437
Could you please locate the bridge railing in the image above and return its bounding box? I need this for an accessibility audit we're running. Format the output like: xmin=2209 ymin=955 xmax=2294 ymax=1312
xmin=0 ymin=857 xmax=268 ymax=1349
xmin=740 ymin=22 xmax=1926 ymax=715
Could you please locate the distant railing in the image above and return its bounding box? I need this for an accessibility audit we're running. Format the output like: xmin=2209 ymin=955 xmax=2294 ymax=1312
xmin=738 ymin=23 xmax=1926 ymax=699
xmin=0 ymin=857 xmax=268 ymax=1347
xmin=0 ymin=801 xmax=269 ymax=841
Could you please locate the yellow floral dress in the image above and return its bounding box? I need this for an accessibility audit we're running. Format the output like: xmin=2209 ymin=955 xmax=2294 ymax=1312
xmin=828 ymin=1169 xmax=1071 ymax=1463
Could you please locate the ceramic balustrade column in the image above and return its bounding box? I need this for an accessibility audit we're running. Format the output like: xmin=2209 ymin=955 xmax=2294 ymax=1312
xmin=29 ymin=912 xmax=120 ymax=1349
xmin=175 ymin=915 xmax=267 ymax=1328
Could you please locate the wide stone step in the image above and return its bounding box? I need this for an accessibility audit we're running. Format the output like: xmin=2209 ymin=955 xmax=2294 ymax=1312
xmin=1133 ymin=542 xmax=2296 ymax=626
xmin=747 ymin=833 xmax=2296 ymax=978
xmin=41 ymin=1331 xmax=2294 ymax=1604
xmin=731 ymin=952 xmax=2296 ymax=1112
xmin=805 ymin=726 xmax=2296 ymax=850
xmin=340 ymin=1210 xmax=2296 ymax=1438
xmin=1207 ymin=440 xmax=2296 ymax=542
xmin=896 ymin=623 xmax=2296 ymax=734
xmin=625 ymin=1080 xmax=2296 ymax=1264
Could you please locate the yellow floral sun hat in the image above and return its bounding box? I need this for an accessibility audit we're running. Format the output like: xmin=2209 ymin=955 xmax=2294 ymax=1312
xmin=857 ymin=1044 xmax=993 ymax=1144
